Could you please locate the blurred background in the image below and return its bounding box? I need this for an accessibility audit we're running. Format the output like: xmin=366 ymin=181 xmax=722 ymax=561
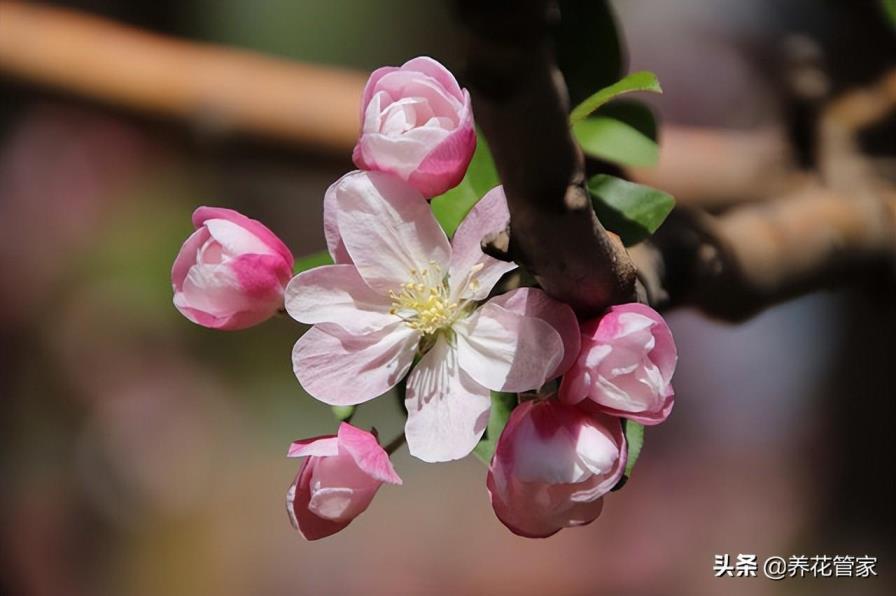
xmin=1 ymin=1 xmax=894 ymax=594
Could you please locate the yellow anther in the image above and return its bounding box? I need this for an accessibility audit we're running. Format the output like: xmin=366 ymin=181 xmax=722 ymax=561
xmin=389 ymin=262 xmax=459 ymax=335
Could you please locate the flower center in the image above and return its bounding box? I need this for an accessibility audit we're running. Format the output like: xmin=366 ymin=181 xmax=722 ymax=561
xmin=389 ymin=262 xmax=459 ymax=335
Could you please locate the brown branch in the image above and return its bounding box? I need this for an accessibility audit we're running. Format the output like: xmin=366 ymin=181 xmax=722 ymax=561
xmin=628 ymin=125 xmax=811 ymax=210
xmin=0 ymin=1 xmax=365 ymax=152
xmin=3 ymin=2 xmax=894 ymax=323
xmin=455 ymin=0 xmax=637 ymax=317
xmin=634 ymin=184 xmax=896 ymax=320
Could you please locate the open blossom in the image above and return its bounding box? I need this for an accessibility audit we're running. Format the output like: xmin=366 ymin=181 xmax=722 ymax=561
xmin=286 ymin=171 xmax=578 ymax=462
xmin=487 ymin=399 xmax=626 ymax=538
xmin=286 ymin=423 xmax=401 ymax=541
xmin=352 ymin=57 xmax=475 ymax=198
xmin=559 ymin=303 xmax=677 ymax=425
xmin=171 ymin=207 xmax=293 ymax=330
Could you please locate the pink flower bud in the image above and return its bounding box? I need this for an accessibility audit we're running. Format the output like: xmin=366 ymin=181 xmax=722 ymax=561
xmin=559 ymin=303 xmax=677 ymax=425
xmin=171 ymin=207 xmax=294 ymax=330
xmin=286 ymin=423 xmax=401 ymax=541
xmin=487 ymin=399 xmax=626 ymax=538
xmin=352 ymin=56 xmax=476 ymax=198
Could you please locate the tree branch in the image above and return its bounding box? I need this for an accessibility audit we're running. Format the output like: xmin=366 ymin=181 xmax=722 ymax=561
xmin=454 ymin=0 xmax=637 ymax=316
xmin=3 ymin=2 xmax=894 ymax=323
xmin=635 ymin=185 xmax=896 ymax=320
xmin=0 ymin=1 xmax=365 ymax=153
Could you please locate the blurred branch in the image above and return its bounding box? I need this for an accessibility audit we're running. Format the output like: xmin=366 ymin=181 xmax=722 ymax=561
xmin=454 ymin=0 xmax=637 ymax=316
xmin=634 ymin=185 xmax=896 ymax=320
xmin=628 ymin=125 xmax=811 ymax=210
xmin=2 ymin=2 xmax=893 ymax=322
xmin=635 ymin=67 xmax=896 ymax=320
xmin=0 ymin=1 xmax=365 ymax=152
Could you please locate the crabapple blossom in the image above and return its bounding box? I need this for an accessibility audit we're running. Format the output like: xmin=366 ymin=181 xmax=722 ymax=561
xmin=171 ymin=206 xmax=293 ymax=330
xmin=286 ymin=172 xmax=578 ymax=462
xmin=286 ymin=423 xmax=401 ymax=541
xmin=559 ymin=303 xmax=677 ymax=425
xmin=352 ymin=57 xmax=475 ymax=198
xmin=487 ymin=399 xmax=626 ymax=538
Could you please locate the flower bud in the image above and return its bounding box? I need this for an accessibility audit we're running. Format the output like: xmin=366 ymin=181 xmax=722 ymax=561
xmin=171 ymin=207 xmax=293 ymax=330
xmin=286 ymin=423 xmax=401 ymax=540
xmin=352 ymin=56 xmax=476 ymax=198
xmin=487 ymin=399 xmax=626 ymax=538
xmin=559 ymin=303 xmax=677 ymax=425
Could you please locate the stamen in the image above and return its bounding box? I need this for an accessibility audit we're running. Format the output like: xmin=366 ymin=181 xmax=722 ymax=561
xmin=389 ymin=261 xmax=459 ymax=335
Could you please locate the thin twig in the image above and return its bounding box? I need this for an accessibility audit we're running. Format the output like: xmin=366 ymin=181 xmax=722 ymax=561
xmin=0 ymin=1 xmax=365 ymax=152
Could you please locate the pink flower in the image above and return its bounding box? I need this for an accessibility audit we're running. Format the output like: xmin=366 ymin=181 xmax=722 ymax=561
xmin=559 ymin=303 xmax=677 ymax=425
xmin=286 ymin=172 xmax=578 ymax=462
xmin=171 ymin=206 xmax=293 ymax=330
xmin=487 ymin=399 xmax=626 ymax=538
xmin=352 ymin=57 xmax=476 ymax=198
xmin=286 ymin=423 xmax=401 ymax=541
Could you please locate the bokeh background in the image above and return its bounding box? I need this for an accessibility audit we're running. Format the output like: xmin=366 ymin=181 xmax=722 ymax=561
xmin=1 ymin=1 xmax=894 ymax=594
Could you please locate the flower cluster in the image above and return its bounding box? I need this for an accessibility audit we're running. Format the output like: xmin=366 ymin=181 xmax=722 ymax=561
xmin=170 ymin=56 xmax=678 ymax=540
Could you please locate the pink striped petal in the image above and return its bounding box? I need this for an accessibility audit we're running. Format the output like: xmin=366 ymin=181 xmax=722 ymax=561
xmin=292 ymin=322 xmax=419 ymax=406
xmin=331 ymin=171 xmax=450 ymax=293
xmin=337 ymin=423 xmax=402 ymax=485
xmin=488 ymin=287 xmax=580 ymax=378
xmin=454 ymin=303 xmax=563 ymax=393
xmin=448 ymin=185 xmax=516 ymax=301
xmin=193 ymin=206 xmax=294 ymax=268
xmin=404 ymin=335 xmax=491 ymax=462
xmin=284 ymin=265 xmax=395 ymax=334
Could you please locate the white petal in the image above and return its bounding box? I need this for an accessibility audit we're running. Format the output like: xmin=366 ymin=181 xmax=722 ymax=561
xmin=284 ymin=265 xmax=395 ymax=334
xmin=404 ymin=335 xmax=491 ymax=463
xmin=293 ymin=322 xmax=419 ymax=406
xmin=203 ymin=218 xmax=274 ymax=257
xmin=331 ymin=171 xmax=451 ymax=293
xmin=448 ymin=186 xmax=516 ymax=301
xmin=454 ymin=303 xmax=563 ymax=392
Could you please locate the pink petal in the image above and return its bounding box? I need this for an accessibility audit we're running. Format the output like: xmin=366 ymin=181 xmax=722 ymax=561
xmin=330 ymin=171 xmax=451 ymax=293
xmin=171 ymin=227 xmax=210 ymax=292
xmin=357 ymin=66 xmax=400 ymax=125
xmin=448 ymin=185 xmax=516 ymax=300
xmin=454 ymin=303 xmax=563 ymax=393
xmin=172 ymin=296 xmax=274 ymax=331
xmin=323 ymin=180 xmax=352 ymax=264
xmin=284 ymin=265 xmax=395 ymax=334
xmin=401 ymin=56 xmax=465 ymax=102
xmin=487 ymin=470 xmax=606 ymax=539
xmin=584 ymin=391 xmax=675 ymax=426
xmin=292 ymin=322 xmax=419 ymax=406
xmin=608 ymin=303 xmax=678 ymax=383
xmin=287 ymin=435 xmax=340 ymax=458
xmin=180 ymin=262 xmax=264 ymax=315
xmin=231 ymin=253 xmax=291 ymax=297
xmin=358 ymin=129 xmax=450 ymax=180
xmin=488 ymin=287 xmax=580 ymax=378
xmin=193 ymin=206 xmax=294 ymax=268
xmin=407 ymin=115 xmax=476 ymax=197
xmin=404 ymin=335 xmax=491 ymax=462
xmin=287 ymin=461 xmax=351 ymax=541
xmin=337 ymin=423 xmax=402 ymax=485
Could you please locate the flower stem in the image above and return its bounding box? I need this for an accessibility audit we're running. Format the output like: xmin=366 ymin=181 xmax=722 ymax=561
xmin=383 ymin=433 xmax=407 ymax=455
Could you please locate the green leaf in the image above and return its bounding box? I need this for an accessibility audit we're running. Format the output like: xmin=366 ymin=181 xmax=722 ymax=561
xmin=587 ymin=174 xmax=675 ymax=245
xmin=554 ymin=0 xmax=623 ymax=109
xmin=431 ymin=134 xmax=499 ymax=237
xmin=573 ymin=101 xmax=659 ymax=167
xmin=293 ymin=250 xmax=332 ymax=273
xmin=569 ymin=71 xmax=662 ymax=125
xmin=623 ymin=421 xmax=645 ymax=478
xmin=331 ymin=405 xmax=355 ymax=422
xmin=473 ymin=392 xmax=517 ymax=464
